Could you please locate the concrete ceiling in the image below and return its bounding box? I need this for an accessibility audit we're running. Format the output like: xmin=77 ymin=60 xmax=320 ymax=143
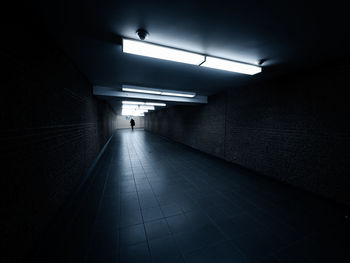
xmin=32 ymin=0 xmax=349 ymax=105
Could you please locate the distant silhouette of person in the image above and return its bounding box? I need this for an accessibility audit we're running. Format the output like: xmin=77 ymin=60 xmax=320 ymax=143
xmin=130 ymin=118 xmax=135 ymax=131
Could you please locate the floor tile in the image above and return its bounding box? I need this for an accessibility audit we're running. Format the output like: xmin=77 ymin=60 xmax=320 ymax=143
xmin=145 ymin=219 xmax=171 ymax=240
xmin=174 ymin=225 xmax=225 ymax=254
xmin=119 ymin=224 xmax=147 ymax=246
xmin=141 ymin=206 xmax=164 ymax=222
xmin=36 ymin=130 xmax=350 ymax=262
xmin=120 ymin=242 xmax=151 ymax=263
xmin=166 ymin=214 xmax=189 ymax=234
xmin=149 ymin=236 xmax=184 ymax=263
xmin=161 ymin=203 xmax=184 ymax=217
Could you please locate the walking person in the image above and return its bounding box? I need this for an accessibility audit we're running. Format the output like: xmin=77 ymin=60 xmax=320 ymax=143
xmin=130 ymin=118 xmax=135 ymax=131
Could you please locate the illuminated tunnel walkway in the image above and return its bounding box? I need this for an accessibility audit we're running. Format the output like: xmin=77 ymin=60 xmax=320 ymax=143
xmin=33 ymin=129 xmax=348 ymax=263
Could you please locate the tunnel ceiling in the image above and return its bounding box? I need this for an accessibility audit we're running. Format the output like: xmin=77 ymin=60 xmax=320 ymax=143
xmin=33 ymin=0 xmax=348 ymax=97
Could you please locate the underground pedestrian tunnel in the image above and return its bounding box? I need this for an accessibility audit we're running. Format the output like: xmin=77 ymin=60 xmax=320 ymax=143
xmin=3 ymin=1 xmax=350 ymax=262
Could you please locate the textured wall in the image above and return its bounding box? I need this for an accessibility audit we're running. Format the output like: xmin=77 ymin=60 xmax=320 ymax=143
xmin=1 ymin=18 xmax=116 ymax=261
xmin=146 ymin=93 xmax=226 ymax=158
xmin=145 ymin=65 xmax=350 ymax=205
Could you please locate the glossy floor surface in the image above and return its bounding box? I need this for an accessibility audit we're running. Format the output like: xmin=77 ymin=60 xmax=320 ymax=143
xmin=33 ymin=129 xmax=349 ymax=262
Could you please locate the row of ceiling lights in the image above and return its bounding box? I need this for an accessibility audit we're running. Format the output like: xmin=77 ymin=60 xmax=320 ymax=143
xmin=121 ymin=31 xmax=261 ymax=117
xmin=122 ymin=85 xmax=196 ymax=98
xmin=121 ymin=101 xmax=166 ymax=116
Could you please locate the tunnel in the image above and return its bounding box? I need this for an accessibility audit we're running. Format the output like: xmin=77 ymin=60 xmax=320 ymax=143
xmin=2 ymin=1 xmax=350 ymax=262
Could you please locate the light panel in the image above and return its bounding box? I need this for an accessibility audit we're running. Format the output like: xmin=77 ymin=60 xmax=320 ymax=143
xmin=122 ymin=101 xmax=146 ymax=105
xmin=122 ymin=109 xmax=148 ymax=113
xmin=122 ymin=85 xmax=196 ymax=98
xmin=122 ymin=87 xmax=161 ymax=95
xmin=122 ymin=105 xmax=155 ymax=110
xmin=123 ymin=39 xmax=205 ymax=65
xmin=122 ymin=108 xmax=147 ymax=116
xmin=122 ymin=112 xmax=144 ymax=116
xmin=160 ymin=92 xmax=194 ymax=98
xmin=122 ymin=101 xmax=166 ymax=106
xmin=201 ymin=57 xmax=261 ymax=75
xmin=145 ymin=102 xmax=166 ymax=106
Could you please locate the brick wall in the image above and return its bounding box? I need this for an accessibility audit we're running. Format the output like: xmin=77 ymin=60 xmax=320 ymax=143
xmin=145 ymin=65 xmax=350 ymax=205
xmin=1 ymin=17 xmax=116 ymax=262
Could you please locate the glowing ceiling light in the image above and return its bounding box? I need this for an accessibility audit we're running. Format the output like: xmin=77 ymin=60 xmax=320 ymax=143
xmin=122 ymin=112 xmax=144 ymax=116
xmin=122 ymin=87 xmax=161 ymax=95
xmin=122 ymin=39 xmax=205 ymax=65
xmin=122 ymin=108 xmax=148 ymax=116
xmin=122 ymin=101 xmax=145 ymax=105
xmin=145 ymin=102 xmax=166 ymax=106
xmin=201 ymin=57 xmax=261 ymax=75
xmin=160 ymin=92 xmax=195 ymax=98
xmin=122 ymin=38 xmax=262 ymax=75
xmin=122 ymin=86 xmax=196 ymax=98
xmin=122 ymin=105 xmax=155 ymax=110
xmin=122 ymin=109 xmax=148 ymax=113
xmin=122 ymin=101 xmax=166 ymax=106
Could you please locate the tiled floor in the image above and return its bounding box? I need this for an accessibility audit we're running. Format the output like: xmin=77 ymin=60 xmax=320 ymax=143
xmin=34 ymin=129 xmax=349 ymax=262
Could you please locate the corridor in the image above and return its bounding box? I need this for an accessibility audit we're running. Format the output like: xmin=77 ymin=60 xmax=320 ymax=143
xmin=34 ymin=129 xmax=348 ymax=263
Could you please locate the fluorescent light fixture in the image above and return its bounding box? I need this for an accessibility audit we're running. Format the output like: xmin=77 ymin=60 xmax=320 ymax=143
xmin=122 ymin=101 xmax=166 ymax=107
xmin=122 ymin=85 xmax=196 ymax=98
xmin=122 ymin=108 xmax=147 ymax=116
xmin=123 ymin=39 xmax=205 ymax=65
xmin=160 ymin=92 xmax=194 ymax=98
xmin=201 ymin=57 xmax=261 ymax=75
xmin=122 ymin=111 xmax=147 ymax=115
xmin=122 ymin=109 xmax=148 ymax=113
xmin=122 ymin=105 xmax=155 ymax=110
xmin=122 ymin=38 xmax=262 ymax=75
xmin=122 ymin=101 xmax=145 ymax=105
xmin=145 ymin=102 xmax=166 ymax=106
xmin=122 ymin=87 xmax=161 ymax=95
xmin=122 ymin=112 xmax=144 ymax=117
xmin=121 ymin=111 xmax=146 ymax=115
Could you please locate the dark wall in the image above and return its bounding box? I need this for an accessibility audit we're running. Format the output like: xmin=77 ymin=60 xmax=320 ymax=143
xmin=145 ymin=65 xmax=350 ymax=205
xmin=1 ymin=15 xmax=116 ymax=262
